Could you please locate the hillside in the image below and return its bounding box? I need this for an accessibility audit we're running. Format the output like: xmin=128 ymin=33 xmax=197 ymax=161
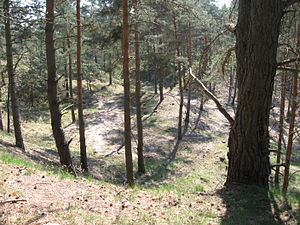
xmin=0 ymin=84 xmax=299 ymax=225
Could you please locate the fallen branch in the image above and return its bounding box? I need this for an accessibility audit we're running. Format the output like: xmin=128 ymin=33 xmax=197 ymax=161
xmin=189 ymin=68 xmax=234 ymax=126
xmin=0 ymin=199 xmax=27 ymax=205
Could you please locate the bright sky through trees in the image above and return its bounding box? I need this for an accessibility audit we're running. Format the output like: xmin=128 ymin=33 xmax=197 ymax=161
xmin=215 ymin=0 xmax=231 ymax=7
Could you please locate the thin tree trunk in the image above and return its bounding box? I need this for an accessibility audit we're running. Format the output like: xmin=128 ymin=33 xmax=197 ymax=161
xmin=228 ymin=66 xmax=233 ymax=104
xmin=275 ymin=73 xmax=286 ymax=185
xmin=76 ymin=0 xmax=88 ymax=172
xmin=134 ymin=0 xmax=145 ymax=174
xmin=185 ymin=23 xmax=192 ymax=126
xmin=4 ymin=0 xmax=25 ymax=150
xmin=159 ymin=65 xmax=164 ymax=103
xmin=173 ymin=14 xmax=183 ymax=140
xmin=67 ymin=33 xmax=76 ymax=123
xmin=7 ymin=87 xmax=10 ymax=133
xmin=45 ymin=0 xmax=73 ymax=170
xmin=231 ymin=68 xmax=237 ymax=106
xmin=64 ymin=43 xmax=69 ymax=99
xmin=154 ymin=73 xmax=158 ymax=94
xmin=282 ymin=70 xmax=298 ymax=193
xmin=122 ymin=0 xmax=134 ymax=186
xmin=282 ymin=22 xmax=300 ymax=193
xmin=286 ymin=80 xmax=292 ymax=122
xmin=0 ymin=86 xmax=3 ymax=130
xmin=109 ymin=52 xmax=112 ymax=85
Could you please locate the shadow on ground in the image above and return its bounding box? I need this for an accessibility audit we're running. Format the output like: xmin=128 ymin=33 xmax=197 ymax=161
xmin=217 ymin=184 xmax=299 ymax=225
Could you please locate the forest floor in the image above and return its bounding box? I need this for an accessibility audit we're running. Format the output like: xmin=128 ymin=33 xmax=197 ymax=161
xmin=0 ymin=82 xmax=299 ymax=225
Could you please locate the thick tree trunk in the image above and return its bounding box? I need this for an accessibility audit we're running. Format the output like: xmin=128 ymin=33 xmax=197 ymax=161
xmin=134 ymin=0 xmax=145 ymax=174
xmin=67 ymin=33 xmax=76 ymax=123
xmin=45 ymin=0 xmax=73 ymax=170
xmin=122 ymin=0 xmax=134 ymax=186
xmin=76 ymin=0 xmax=88 ymax=172
xmin=4 ymin=0 xmax=25 ymax=149
xmin=226 ymin=0 xmax=283 ymax=187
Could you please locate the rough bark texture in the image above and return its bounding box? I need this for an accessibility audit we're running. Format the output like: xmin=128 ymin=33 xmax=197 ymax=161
xmin=134 ymin=0 xmax=145 ymax=174
xmin=122 ymin=0 xmax=134 ymax=186
xmin=4 ymin=0 xmax=25 ymax=150
xmin=76 ymin=0 xmax=88 ymax=172
xmin=45 ymin=0 xmax=73 ymax=170
xmin=226 ymin=0 xmax=283 ymax=187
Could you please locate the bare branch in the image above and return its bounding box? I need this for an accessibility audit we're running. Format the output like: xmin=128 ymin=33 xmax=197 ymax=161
xmin=277 ymin=57 xmax=300 ymax=67
xmin=277 ymin=67 xmax=300 ymax=72
xmin=189 ymin=68 xmax=234 ymax=126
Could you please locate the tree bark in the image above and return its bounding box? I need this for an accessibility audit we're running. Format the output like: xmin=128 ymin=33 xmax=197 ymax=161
xmin=134 ymin=0 xmax=145 ymax=174
xmin=275 ymin=73 xmax=286 ymax=185
xmin=282 ymin=69 xmax=298 ymax=193
xmin=7 ymin=87 xmax=10 ymax=133
xmin=0 ymin=82 xmax=3 ymax=131
xmin=109 ymin=53 xmax=112 ymax=85
xmin=45 ymin=0 xmax=73 ymax=170
xmin=227 ymin=66 xmax=233 ymax=105
xmin=185 ymin=23 xmax=192 ymax=126
xmin=282 ymin=22 xmax=300 ymax=193
xmin=226 ymin=0 xmax=283 ymax=187
xmin=159 ymin=64 xmax=164 ymax=103
xmin=173 ymin=14 xmax=183 ymax=140
xmin=67 ymin=33 xmax=76 ymax=123
xmin=4 ymin=0 xmax=25 ymax=150
xmin=122 ymin=0 xmax=134 ymax=186
xmin=76 ymin=0 xmax=88 ymax=172
xmin=0 ymin=87 xmax=3 ymax=131
xmin=63 ymin=42 xmax=69 ymax=99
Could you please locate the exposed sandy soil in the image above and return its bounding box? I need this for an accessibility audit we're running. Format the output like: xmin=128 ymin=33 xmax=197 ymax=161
xmin=0 ymin=85 xmax=298 ymax=225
